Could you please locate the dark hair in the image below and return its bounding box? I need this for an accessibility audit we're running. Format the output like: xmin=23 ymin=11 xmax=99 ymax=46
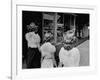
xmin=26 ymin=22 xmax=38 ymax=32
xmin=64 ymin=44 xmax=73 ymax=51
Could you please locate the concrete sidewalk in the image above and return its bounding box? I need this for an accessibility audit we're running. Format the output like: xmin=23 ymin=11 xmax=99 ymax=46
xmin=77 ymin=40 xmax=89 ymax=66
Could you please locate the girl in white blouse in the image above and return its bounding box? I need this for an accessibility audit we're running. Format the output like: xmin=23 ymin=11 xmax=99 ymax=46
xmin=25 ymin=23 xmax=41 ymax=68
xmin=59 ymin=44 xmax=80 ymax=67
xmin=58 ymin=29 xmax=80 ymax=67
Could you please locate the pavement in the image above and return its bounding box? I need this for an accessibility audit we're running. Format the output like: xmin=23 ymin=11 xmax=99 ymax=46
xmin=77 ymin=40 xmax=89 ymax=66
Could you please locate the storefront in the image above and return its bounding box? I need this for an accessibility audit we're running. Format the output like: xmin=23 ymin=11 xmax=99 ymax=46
xmin=42 ymin=12 xmax=77 ymax=44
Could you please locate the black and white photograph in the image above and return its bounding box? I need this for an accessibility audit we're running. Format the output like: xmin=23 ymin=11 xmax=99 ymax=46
xmin=0 ymin=0 xmax=98 ymax=80
xmin=11 ymin=2 xmax=97 ymax=79
xmin=22 ymin=11 xmax=90 ymax=69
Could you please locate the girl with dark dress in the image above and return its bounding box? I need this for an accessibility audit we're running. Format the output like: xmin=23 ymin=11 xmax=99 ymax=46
xmin=25 ymin=22 xmax=41 ymax=68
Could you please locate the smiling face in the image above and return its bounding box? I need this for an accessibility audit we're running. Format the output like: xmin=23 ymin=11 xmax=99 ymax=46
xmin=66 ymin=29 xmax=75 ymax=38
xmin=63 ymin=28 xmax=75 ymax=43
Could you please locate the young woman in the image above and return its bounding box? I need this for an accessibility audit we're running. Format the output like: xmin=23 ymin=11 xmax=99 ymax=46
xmin=40 ymin=42 xmax=56 ymax=68
xmin=58 ymin=29 xmax=80 ymax=67
xmin=25 ymin=22 xmax=41 ymax=68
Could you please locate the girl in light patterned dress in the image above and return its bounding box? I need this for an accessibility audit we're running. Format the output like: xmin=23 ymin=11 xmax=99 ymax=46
xmin=40 ymin=42 xmax=56 ymax=68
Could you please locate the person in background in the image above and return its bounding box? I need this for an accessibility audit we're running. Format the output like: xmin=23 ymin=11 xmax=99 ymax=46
xmin=25 ymin=22 xmax=41 ymax=68
xmin=44 ymin=31 xmax=53 ymax=42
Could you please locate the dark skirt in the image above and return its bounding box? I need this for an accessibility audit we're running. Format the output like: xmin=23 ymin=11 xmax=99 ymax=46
xmin=27 ymin=47 xmax=41 ymax=68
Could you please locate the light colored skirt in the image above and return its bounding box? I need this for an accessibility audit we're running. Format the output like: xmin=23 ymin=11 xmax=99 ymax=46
xmin=41 ymin=58 xmax=54 ymax=68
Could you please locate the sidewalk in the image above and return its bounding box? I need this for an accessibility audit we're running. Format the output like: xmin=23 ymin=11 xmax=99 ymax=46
xmin=77 ymin=40 xmax=89 ymax=66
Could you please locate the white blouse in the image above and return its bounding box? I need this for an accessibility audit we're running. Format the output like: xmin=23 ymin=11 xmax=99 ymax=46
xmin=25 ymin=32 xmax=40 ymax=48
xmin=40 ymin=42 xmax=56 ymax=68
xmin=40 ymin=42 xmax=56 ymax=58
xmin=59 ymin=47 xmax=80 ymax=67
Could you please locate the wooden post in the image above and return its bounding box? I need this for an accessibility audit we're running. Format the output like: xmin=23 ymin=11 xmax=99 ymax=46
xmin=42 ymin=12 xmax=44 ymax=43
xmin=74 ymin=15 xmax=76 ymax=29
xmin=54 ymin=13 xmax=57 ymax=43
